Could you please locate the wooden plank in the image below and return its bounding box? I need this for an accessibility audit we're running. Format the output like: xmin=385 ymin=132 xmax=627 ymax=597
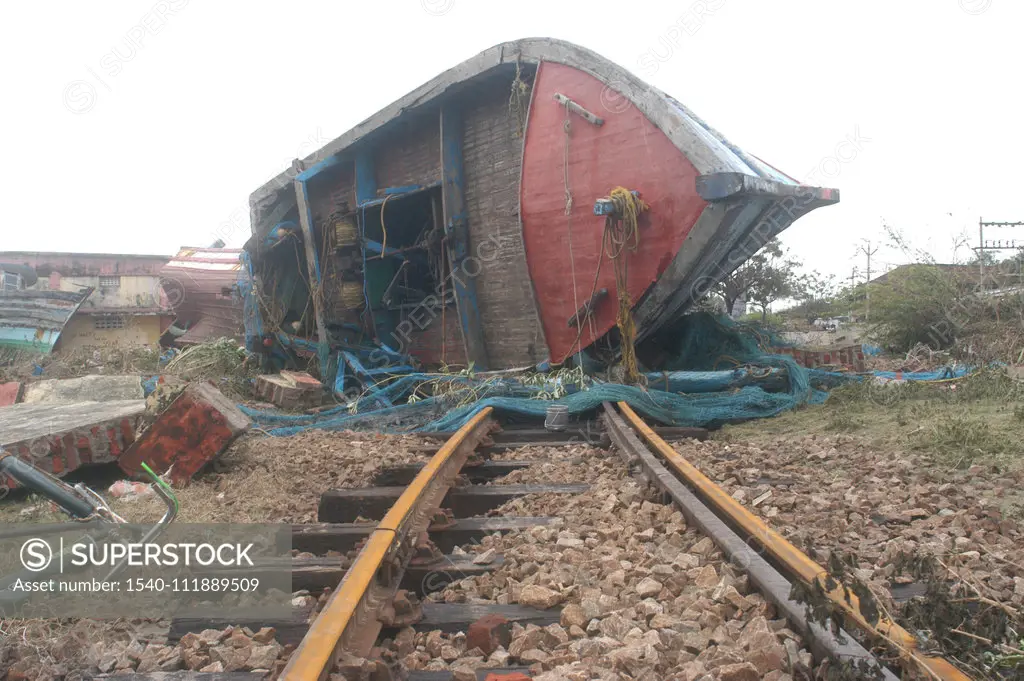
xmin=651 ymin=426 xmax=709 ymax=441
xmin=318 ymin=484 xmax=589 ymax=523
xmin=374 ymin=460 xmax=536 ymax=486
xmin=405 ymin=554 xmax=505 ymax=595
xmin=407 ymin=603 xmax=560 ymax=633
xmin=291 ymin=516 xmax=560 ymax=555
xmin=440 ymin=104 xmax=489 ymax=370
xmin=418 ymin=424 xmax=700 ymax=443
xmin=408 ymin=669 xmax=532 ymax=681
xmin=425 ymin=516 xmax=560 ymax=554
xmin=418 ymin=426 xmax=602 ymax=442
xmin=416 ymin=443 xmax=607 ymax=454
xmin=171 ymin=603 xmax=556 ymax=651
xmin=169 ymin=605 xmax=314 ymax=647
xmin=293 ymin=178 xmax=329 ymax=368
xmin=291 ymin=522 xmax=375 ymax=555
xmin=103 ymin=674 xmax=266 ymax=681
xmin=195 ymin=554 xmax=505 ymax=595
xmin=103 ymin=674 xmax=265 ymax=681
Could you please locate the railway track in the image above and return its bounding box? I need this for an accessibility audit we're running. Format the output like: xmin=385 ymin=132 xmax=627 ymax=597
xmin=153 ymin=404 xmax=972 ymax=681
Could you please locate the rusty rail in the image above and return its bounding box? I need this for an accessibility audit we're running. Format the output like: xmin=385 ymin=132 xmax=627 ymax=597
xmin=280 ymin=408 xmax=497 ymax=681
xmin=612 ymin=401 xmax=972 ymax=681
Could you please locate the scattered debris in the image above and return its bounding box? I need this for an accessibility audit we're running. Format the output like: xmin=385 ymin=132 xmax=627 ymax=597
xmin=256 ymin=370 xmax=323 ymax=410
xmin=108 ymin=480 xmax=156 ymax=501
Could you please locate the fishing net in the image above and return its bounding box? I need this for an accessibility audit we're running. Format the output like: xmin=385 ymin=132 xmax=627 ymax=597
xmin=242 ymin=313 xmax=848 ymax=435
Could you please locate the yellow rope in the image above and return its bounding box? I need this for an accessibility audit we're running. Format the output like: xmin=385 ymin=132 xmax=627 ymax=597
xmin=604 ymin=187 xmax=647 ymax=385
xmin=377 ymin=193 xmax=393 ymax=257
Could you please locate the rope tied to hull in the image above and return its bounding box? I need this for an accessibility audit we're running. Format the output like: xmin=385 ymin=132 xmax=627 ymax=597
xmin=604 ymin=187 xmax=647 ymax=385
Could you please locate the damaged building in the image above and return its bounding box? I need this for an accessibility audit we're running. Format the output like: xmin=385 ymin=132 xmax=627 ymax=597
xmin=0 ymin=251 xmax=174 ymax=353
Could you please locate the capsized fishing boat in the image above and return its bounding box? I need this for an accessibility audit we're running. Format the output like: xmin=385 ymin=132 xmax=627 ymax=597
xmin=245 ymin=38 xmax=838 ymax=372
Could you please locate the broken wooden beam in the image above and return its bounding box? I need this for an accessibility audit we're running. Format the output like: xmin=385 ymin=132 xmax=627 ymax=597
xmin=254 ymin=370 xmax=322 ymax=409
xmin=318 ymin=484 xmax=589 ymax=523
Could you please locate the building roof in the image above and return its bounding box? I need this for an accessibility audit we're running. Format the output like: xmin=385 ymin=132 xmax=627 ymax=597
xmin=0 ymin=251 xmax=170 ymax=277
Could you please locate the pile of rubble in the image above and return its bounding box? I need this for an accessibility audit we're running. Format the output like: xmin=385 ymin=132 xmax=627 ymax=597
xmin=85 ymin=625 xmax=283 ymax=676
xmin=145 ymin=429 xmax=431 ymax=524
xmin=374 ymin=444 xmax=813 ymax=680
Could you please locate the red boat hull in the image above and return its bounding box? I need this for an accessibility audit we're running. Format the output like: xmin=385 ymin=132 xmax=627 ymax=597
xmin=522 ymin=62 xmax=707 ymax=364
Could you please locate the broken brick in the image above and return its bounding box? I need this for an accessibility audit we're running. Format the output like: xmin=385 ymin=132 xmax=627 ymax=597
xmin=466 ymin=614 xmax=512 ymax=656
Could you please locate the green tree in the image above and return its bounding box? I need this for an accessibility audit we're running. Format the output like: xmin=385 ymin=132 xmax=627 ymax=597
xmin=715 ymin=240 xmax=801 ymax=319
xmin=867 ymin=265 xmax=974 ymax=351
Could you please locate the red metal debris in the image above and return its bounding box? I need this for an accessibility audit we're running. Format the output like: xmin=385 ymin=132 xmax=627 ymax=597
xmin=255 ymin=370 xmax=323 ymax=410
xmin=118 ymin=382 xmax=250 ymax=486
xmin=0 ymin=382 xmax=22 ymax=406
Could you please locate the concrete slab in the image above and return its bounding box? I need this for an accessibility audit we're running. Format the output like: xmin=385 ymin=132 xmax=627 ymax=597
xmin=0 ymin=400 xmax=146 ymax=489
xmin=22 ymin=375 xmax=144 ymax=404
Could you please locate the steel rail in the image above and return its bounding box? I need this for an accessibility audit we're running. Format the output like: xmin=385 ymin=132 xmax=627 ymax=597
xmin=614 ymin=401 xmax=972 ymax=681
xmin=601 ymin=403 xmax=897 ymax=679
xmin=280 ymin=408 xmax=496 ymax=681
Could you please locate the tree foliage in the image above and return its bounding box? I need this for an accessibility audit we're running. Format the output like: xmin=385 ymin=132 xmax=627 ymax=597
xmin=715 ymin=239 xmax=802 ymax=319
xmin=866 ymin=265 xmax=975 ymax=351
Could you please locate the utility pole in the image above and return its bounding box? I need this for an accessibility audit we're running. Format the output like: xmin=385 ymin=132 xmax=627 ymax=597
xmin=859 ymin=240 xmax=878 ymax=322
xmin=979 ymin=216 xmax=985 ymax=290
xmin=848 ymin=266 xmax=858 ymax=319
xmin=976 ymin=219 xmax=1024 ymax=290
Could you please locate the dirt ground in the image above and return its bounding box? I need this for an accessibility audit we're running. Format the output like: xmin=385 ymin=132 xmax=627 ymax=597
xmin=0 ymin=430 xmax=438 ymax=679
xmin=696 ymin=372 xmax=1024 ymax=678
xmin=0 ymin=430 xmax=434 ymax=526
xmin=2 ymin=369 xmax=1022 ymax=678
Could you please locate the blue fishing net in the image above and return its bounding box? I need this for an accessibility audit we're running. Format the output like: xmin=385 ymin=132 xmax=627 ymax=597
xmin=241 ymin=313 xmax=846 ymax=434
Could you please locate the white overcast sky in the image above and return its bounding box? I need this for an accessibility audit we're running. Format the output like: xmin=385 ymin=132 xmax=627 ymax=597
xmin=2 ymin=0 xmax=1021 ymax=283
